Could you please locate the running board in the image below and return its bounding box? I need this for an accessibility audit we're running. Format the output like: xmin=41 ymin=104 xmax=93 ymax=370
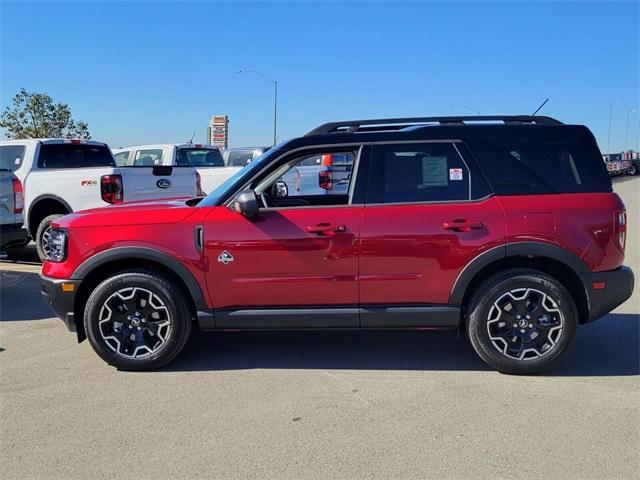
xmin=197 ymin=306 xmax=461 ymax=330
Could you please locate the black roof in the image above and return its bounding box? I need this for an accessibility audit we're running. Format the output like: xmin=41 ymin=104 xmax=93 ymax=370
xmin=284 ymin=115 xmax=595 ymax=150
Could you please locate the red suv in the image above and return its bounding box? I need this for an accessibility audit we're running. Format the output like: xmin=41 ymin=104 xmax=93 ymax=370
xmin=41 ymin=116 xmax=634 ymax=374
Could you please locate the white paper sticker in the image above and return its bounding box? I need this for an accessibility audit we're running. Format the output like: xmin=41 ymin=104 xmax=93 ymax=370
xmin=449 ymin=168 xmax=463 ymax=181
xmin=420 ymin=156 xmax=448 ymax=187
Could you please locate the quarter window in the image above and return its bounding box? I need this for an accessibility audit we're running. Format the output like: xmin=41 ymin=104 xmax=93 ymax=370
xmin=367 ymin=143 xmax=470 ymax=204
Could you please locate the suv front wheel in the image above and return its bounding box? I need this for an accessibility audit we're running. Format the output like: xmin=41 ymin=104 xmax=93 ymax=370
xmin=466 ymin=269 xmax=577 ymax=375
xmin=84 ymin=271 xmax=192 ymax=371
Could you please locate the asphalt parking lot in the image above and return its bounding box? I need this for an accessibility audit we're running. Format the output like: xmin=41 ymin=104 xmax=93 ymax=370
xmin=1 ymin=177 xmax=638 ymax=480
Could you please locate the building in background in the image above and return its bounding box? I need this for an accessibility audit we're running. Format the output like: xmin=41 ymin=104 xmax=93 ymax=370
xmin=208 ymin=115 xmax=229 ymax=149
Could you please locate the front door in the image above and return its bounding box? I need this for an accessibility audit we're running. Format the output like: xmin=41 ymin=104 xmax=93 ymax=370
xmin=203 ymin=146 xmax=365 ymax=328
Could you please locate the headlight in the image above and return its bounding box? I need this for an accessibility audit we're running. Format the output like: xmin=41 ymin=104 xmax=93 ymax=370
xmin=48 ymin=228 xmax=67 ymax=262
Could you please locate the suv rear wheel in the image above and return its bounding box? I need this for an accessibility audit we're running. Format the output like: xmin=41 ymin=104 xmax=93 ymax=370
xmin=466 ymin=269 xmax=577 ymax=375
xmin=84 ymin=271 xmax=192 ymax=371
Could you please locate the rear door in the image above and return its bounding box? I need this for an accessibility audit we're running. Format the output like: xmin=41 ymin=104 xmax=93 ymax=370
xmin=359 ymin=141 xmax=506 ymax=325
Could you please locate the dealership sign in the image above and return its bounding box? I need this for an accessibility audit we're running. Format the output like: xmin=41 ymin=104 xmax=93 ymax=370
xmin=209 ymin=114 xmax=229 ymax=149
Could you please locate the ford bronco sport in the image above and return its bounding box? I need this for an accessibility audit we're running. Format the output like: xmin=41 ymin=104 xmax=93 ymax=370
xmin=41 ymin=116 xmax=635 ymax=374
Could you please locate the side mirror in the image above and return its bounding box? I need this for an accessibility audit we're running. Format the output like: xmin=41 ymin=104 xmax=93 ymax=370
xmin=272 ymin=180 xmax=289 ymax=197
xmin=233 ymin=190 xmax=259 ymax=218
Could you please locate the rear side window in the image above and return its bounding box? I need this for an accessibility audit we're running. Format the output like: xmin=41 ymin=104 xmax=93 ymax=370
xmin=176 ymin=148 xmax=224 ymax=167
xmin=0 ymin=145 xmax=26 ymax=171
xmin=468 ymin=141 xmax=612 ymax=195
xmin=133 ymin=149 xmax=163 ymax=166
xmin=226 ymin=150 xmax=255 ymax=167
xmin=38 ymin=144 xmax=115 ymax=168
xmin=367 ymin=143 xmax=472 ymax=204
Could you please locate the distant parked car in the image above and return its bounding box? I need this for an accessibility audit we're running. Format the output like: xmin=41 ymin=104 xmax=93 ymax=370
xmin=222 ymin=147 xmax=271 ymax=167
xmin=0 ymin=169 xmax=26 ymax=255
xmin=113 ymin=143 xmax=239 ymax=195
xmin=605 ymin=159 xmax=625 ymax=177
xmin=0 ymin=139 xmax=198 ymax=261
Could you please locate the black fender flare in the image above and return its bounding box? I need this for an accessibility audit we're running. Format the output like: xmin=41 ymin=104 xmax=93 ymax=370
xmin=27 ymin=194 xmax=73 ymax=234
xmin=72 ymin=247 xmax=208 ymax=310
xmin=449 ymin=242 xmax=590 ymax=305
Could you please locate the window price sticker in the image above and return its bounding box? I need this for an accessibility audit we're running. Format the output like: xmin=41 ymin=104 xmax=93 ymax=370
xmin=449 ymin=168 xmax=463 ymax=181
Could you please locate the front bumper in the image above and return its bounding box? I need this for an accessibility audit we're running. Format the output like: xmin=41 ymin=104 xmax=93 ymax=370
xmin=580 ymin=266 xmax=635 ymax=323
xmin=40 ymin=275 xmax=82 ymax=338
xmin=0 ymin=224 xmax=27 ymax=250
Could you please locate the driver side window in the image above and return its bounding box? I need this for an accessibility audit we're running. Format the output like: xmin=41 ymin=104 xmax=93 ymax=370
xmin=255 ymin=149 xmax=358 ymax=208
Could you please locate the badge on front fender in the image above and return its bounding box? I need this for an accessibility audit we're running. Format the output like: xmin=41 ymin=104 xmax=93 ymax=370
xmin=218 ymin=251 xmax=234 ymax=264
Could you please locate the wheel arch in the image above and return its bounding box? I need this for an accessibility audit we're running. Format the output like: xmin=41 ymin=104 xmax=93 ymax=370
xmin=27 ymin=195 xmax=72 ymax=236
xmin=71 ymin=247 xmax=208 ymax=341
xmin=451 ymin=242 xmax=590 ymax=324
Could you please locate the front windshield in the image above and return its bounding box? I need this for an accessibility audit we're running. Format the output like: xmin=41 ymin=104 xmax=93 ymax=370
xmin=198 ymin=148 xmax=279 ymax=206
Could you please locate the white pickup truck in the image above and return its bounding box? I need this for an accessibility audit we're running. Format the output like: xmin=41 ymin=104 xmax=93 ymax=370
xmin=112 ymin=143 xmax=241 ymax=195
xmin=0 ymin=139 xmax=199 ymax=261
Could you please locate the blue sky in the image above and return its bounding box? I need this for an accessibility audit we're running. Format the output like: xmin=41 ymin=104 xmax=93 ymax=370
xmin=1 ymin=1 xmax=638 ymax=152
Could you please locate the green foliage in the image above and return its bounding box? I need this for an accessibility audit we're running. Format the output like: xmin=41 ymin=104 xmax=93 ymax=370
xmin=0 ymin=88 xmax=91 ymax=139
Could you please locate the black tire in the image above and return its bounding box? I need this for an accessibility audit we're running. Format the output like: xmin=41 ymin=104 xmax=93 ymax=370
xmin=84 ymin=271 xmax=192 ymax=371
xmin=628 ymin=164 xmax=638 ymax=176
xmin=466 ymin=269 xmax=577 ymax=375
xmin=35 ymin=214 xmax=64 ymax=262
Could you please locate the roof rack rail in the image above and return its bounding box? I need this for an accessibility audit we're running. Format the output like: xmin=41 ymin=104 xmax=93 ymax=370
xmin=305 ymin=115 xmax=563 ymax=136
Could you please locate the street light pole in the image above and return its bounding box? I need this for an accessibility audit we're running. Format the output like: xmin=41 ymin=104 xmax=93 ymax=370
xmin=624 ymin=108 xmax=636 ymax=151
xmin=452 ymin=104 xmax=480 ymax=117
xmin=607 ymin=101 xmax=620 ymax=154
xmin=238 ymin=70 xmax=278 ymax=145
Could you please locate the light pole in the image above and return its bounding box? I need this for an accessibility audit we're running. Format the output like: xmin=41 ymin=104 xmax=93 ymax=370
xmin=607 ymin=101 xmax=620 ymax=154
xmin=451 ymin=104 xmax=480 ymax=117
xmin=624 ymin=108 xmax=636 ymax=151
xmin=238 ymin=70 xmax=278 ymax=145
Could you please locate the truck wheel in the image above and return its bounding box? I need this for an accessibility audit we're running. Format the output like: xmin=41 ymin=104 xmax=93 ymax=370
xmin=35 ymin=214 xmax=64 ymax=262
xmin=628 ymin=164 xmax=638 ymax=176
xmin=84 ymin=271 xmax=192 ymax=371
xmin=466 ymin=269 xmax=577 ymax=375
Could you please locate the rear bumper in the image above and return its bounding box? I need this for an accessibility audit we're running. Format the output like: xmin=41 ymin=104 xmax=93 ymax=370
xmin=581 ymin=266 xmax=635 ymax=323
xmin=0 ymin=224 xmax=27 ymax=250
xmin=40 ymin=275 xmax=81 ymax=336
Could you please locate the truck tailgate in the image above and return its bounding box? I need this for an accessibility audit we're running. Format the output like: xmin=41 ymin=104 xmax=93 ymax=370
xmin=119 ymin=166 xmax=197 ymax=201
xmin=197 ymin=166 xmax=242 ymax=195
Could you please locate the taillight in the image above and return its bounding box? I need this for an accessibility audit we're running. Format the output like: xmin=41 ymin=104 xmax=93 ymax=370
xmin=614 ymin=209 xmax=627 ymax=251
xmin=196 ymin=171 xmax=205 ymax=197
xmin=101 ymin=174 xmax=123 ymax=204
xmin=319 ymin=170 xmax=333 ymax=190
xmin=12 ymin=177 xmax=24 ymax=213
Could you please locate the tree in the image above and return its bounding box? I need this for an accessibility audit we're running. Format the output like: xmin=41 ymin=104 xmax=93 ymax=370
xmin=0 ymin=88 xmax=91 ymax=139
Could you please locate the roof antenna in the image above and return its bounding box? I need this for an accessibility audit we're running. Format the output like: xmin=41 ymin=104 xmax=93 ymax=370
xmin=187 ymin=131 xmax=196 ymax=144
xmin=531 ymin=98 xmax=549 ymax=116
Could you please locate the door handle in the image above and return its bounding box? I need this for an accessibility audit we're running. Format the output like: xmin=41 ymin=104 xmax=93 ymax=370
xmin=443 ymin=220 xmax=483 ymax=232
xmin=306 ymin=223 xmax=346 ymax=235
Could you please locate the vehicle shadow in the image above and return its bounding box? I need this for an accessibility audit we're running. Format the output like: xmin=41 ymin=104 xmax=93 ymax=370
xmin=0 ymin=270 xmax=53 ymax=321
xmin=2 ymin=243 xmax=40 ymax=265
xmin=167 ymin=313 xmax=639 ymax=377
